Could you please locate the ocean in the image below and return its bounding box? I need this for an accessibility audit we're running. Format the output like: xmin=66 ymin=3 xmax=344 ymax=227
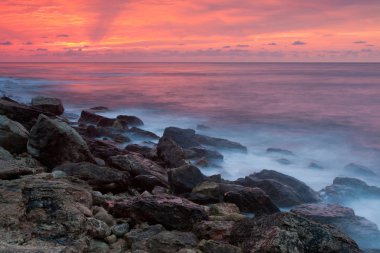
xmin=1 ymin=62 xmax=380 ymax=226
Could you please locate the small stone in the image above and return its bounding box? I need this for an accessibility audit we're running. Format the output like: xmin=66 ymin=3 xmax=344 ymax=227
xmin=86 ymin=218 xmax=111 ymax=239
xmin=111 ymin=223 xmax=130 ymax=237
xmin=93 ymin=206 xmax=116 ymax=226
xmin=105 ymin=234 xmax=118 ymax=244
xmin=88 ymin=239 xmax=110 ymax=253
xmin=52 ymin=170 xmax=67 ymax=178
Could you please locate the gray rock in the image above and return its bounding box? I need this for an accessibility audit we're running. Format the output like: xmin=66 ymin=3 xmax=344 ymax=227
xmin=168 ymin=164 xmax=206 ymax=194
xmin=146 ymin=231 xmax=198 ymax=253
xmin=0 ymin=115 xmax=29 ymax=153
xmin=198 ymin=240 xmax=242 ymax=253
xmin=88 ymin=239 xmax=110 ymax=253
xmin=125 ymin=224 xmax=165 ymax=251
xmin=111 ymin=223 xmax=130 ymax=237
xmin=31 ymin=96 xmax=64 ymax=115
xmin=157 ymin=136 xmax=187 ymax=168
xmin=86 ymin=218 xmax=111 ymax=239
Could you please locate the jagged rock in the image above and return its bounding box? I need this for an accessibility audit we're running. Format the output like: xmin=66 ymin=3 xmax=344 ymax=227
xmin=27 ymin=114 xmax=95 ymax=168
xmin=117 ymin=115 xmax=144 ymax=126
xmin=88 ymin=239 xmax=109 ymax=253
xmin=108 ymin=154 xmax=168 ymax=187
xmin=111 ymin=195 xmax=208 ymax=230
xmin=85 ymin=138 xmax=126 ymax=160
xmin=320 ymin=177 xmax=380 ymax=204
xmin=86 ymin=218 xmax=111 ymax=239
xmin=125 ymin=144 xmax=154 ymax=158
xmin=343 ymin=163 xmax=378 ymax=178
xmin=128 ymin=127 xmax=159 ymax=140
xmin=0 ymin=146 xmax=13 ymax=160
xmin=93 ymin=206 xmax=116 ymax=227
xmin=230 ymin=212 xmax=363 ymax=253
xmin=125 ymin=224 xmax=165 ymax=251
xmin=193 ymin=221 xmax=235 ymax=241
xmin=168 ymin=164 xmax=206 ymax=194
xmin=0 ymin=115 xmax=29 ymax=153
xmin=291 ymin=203 xmax=380 ymax=249
xmin=131 ymin=175 xmax=169 ymax=192
xmin=53 ymin=162 xmax=129 ymax=193
xmin=79 ymin=110 xmax=111 ymax=125
xmin=111 ymin=223 xmax=130 ymax=237
xmin=0 ymin=159 xmax=44 ymax=180
xmin=31 ymin=96 xmax=64 ymax=115
xmin=184 ymin=147 xmax=224 ymax=160
xmin=146 ymin=231 xmax=198 ymax=253
xmin=237 ymin=169 xmax=320 ymax=207
xmin=157 ymin=136 xmax=187 ymax=168
xmin=209 ymin=203 xmax=240 ymax=217
xmin=163 ymin=127 xmax=247 ymax=151
xmin=198 ymin=240 xmax=242 ymax=253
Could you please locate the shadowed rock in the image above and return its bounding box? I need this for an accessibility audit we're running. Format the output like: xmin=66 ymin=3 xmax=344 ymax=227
xmin=157 ymin=136 xmax=187 ymax=168
xmin=168 ymin=164 xmax=206 ymax=194
xmin=31 ymin=96 xmax=64 ymax=115
xmin=117 ymin=115 xmax=144 ymax=126
xmin=0 ymin=115 xmax=29 ymax=153
xmin=343 ymin=163 xmax=378 ymax=178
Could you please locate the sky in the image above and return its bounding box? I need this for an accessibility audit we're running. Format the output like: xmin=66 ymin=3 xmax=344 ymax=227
xmin=0 ymin=0 xmax=379 ymax=62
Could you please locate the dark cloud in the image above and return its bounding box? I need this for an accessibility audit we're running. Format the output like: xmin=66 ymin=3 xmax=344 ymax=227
xmin=236 ymin=44 xmax=250 ymax=48
xmin=353 ymin=40 xmax=367 ymax=44
xmin=57 ymin=34 xmax=70 ymax=38
xmin=0 ymin=41 xmax=12 ymax=46
xmin=292 ymin=40 xmax=306 ymax=45
xmin=23 ymin=41 xmax=33 ymax=45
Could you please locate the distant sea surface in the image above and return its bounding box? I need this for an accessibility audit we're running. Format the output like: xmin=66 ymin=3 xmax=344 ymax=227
xmin=1 ymin=62 xmax=380 ymax=184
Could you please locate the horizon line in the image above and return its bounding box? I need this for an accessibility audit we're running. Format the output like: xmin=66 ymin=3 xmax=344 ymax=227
xmin=0 ymin=61 xmax=379 ymax=64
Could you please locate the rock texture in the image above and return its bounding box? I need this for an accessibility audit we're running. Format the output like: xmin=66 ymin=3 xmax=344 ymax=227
xmin=0 ymin=115 xmax=29 ymax=153
xmin=31 ymin=96 xmax=64 ymax=115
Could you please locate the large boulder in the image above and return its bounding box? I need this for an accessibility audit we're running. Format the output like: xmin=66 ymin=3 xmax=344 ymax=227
xmin=157 ymin=136 xmax=187 ymax=168
xmin=0 ymin=115 xmax=29 ymax=153
xmin=85 ymin=138 xmax=127 ymax=160
xmin=111 ymin=195 xmax=208 ymax=230
xmin=237 ymin=169 xmax=320 ymax=207
xmin=53 ymin=162 xmax=129 ymax=193
xmin=31 ymin=96 xmax=64 ymax=115
xmin=291 ymin=203 xmax=380 ymax=249
xmin=320 ymin=177 xmax=380 ymax=204
xmin=168 ymin=164 xmax=206 ymax=194
xmin=117 ymin=115 xmax=144 ymax=126
xmin=230 ymin=212 xmax=363 ymax=253
xmin=192 ymin=181 xmax=280 ymax=215
xmin=127 ymin=127 xmax=159 ymax=140
xmin=163 ymin=127 xmax=247 ymax=152
xmin=27 ymin=114 xmax=95 ymax=168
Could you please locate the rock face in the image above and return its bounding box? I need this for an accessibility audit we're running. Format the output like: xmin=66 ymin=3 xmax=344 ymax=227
xmin=53 ymin=162 xmax=129 ymax=193
xmin=27 ymin=114 xmax=95 ymax=168
xmin=128 ymin=127 xmax=159 ymax=140
xmin=31 ymin=96 xmax=64 ymax=115
xmin=0 ymin=174 xmax=92 ymax=251
xmin=117 ymin=115 xmax=144 ymax=126
xmin=168 ymin=164 xmax=206 ymax=194
xmin=230 ymin=212 xmax=363 ymax=253
xmin=111 ymin=195 xmax=208 ymax=230
xmin=291 ymin=203 xmax=380 ymax=249
xmin=163 ymin=127 xmax=247 ymax=152
xmin=237 ymin=169 xmax=320 ymax=207
xmin=192 ymin=181 xmax=279 ymax=215
xmin=157 ymin=136 xmax=187 ymax=168
xmin=0 ymin=115 xmax=29 ymax=153
xmin=320 ymin=177 xmax=380 ymax=204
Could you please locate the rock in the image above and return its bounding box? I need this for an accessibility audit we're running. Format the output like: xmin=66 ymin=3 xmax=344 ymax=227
xmin=105 ymin=234 xmax=118 ymax=244
xmin=85 ymin=138 xmax=126 ymax=160
xmin=125 ymin=224 xmax=165 ymax=251
xmin=320 ymin=177 xmax=380 ymax=204
xmin=0 ymin=146 xmax=13 ymax=160
xmin=0 ymin=97 xmax=50 ymax=129
xmin=31 ymin=96 xmax=64 ymax=115
xmin=27 ymin=114 xmax=95 ymax=168
xmin=185 ymin=147 xmax=224 ymax=160
xmin=146 ymin=231 xmax=198 ymax=253
xmin=79 ymin=110 xmax=112 ymax=125
xmin=157 ymin=136 xmax=187 ymax=168
xmin=192 ymin=181 xmax=279 ymax=215
xmin=196 ymin=124 xmax=210 ymax=130
xmin=193 ymin=221 xmax=235 ymax=241
xmin=53 ymin=162 xmax=129 ymax=193
xmin=343 ymin=163 xmax=378 ymax=178
xmin=128 ymin=127 xmax=159 ymax=140
xmin=109 ymin=238 xmax=127 ymax=253
xmin=111 ymin=195 xmax=208 ymax=230
xmin=168 ymin=164 xmax=206 ymax=194
xmin=108 ymin=154 xmax=168 ymax=188
xmin=291 ymin=203 xmax=380 ymax=249
xmin=230 ymin=212 xmax=362 ymax=253
xmin=0 ymin=115 xmax=29 ymax=153
xmin=93 ymin=206 xmax=116 ymax=227
xmin=86 ymin=217 xmax=111 ymax=239
xmin=0 ymin=159 xmax=43 ymax=180
xmin=111 ymin=223 xmax=129 ymax=237
xmin=238 ymin=169 xmax=320 ymax=207
xmin=198 ymin=240 xmax=242 ymax=253
xmin=163 ymin=127 xmax=247 ymax=152
xmin=125 ymin=144 xmax=154 ymax=158
xmin=117 ymin=115 xmax=144 ymax=126
xmin=309 ymin=161 xmax=324 ymax=169
xmin=89 ymin=106 xmax=110 ymax=112
xmin=131 ymin=175 xmax=169 ymax=192
xmin=266 ymin=147 xmax=294 ymax=156
xmin=276 ymin=158 xmax=292 ymax=165
xmin=88 ymin=239 xmax=110 ymax=253
xmin=209 ymin=203 xmax=240 ymax=217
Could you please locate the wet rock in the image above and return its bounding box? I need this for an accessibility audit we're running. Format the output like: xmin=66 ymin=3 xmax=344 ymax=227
xmin=88 ymin=239 xmax=110 ymax=253
xmin=111 ymin=195 xmax=208 ymax=230
xmin=93 ymin=206 xmax=116 ymax=227
xmin=193 ymin=221 xmax=235 ymax=241
xmin=108 ymin=154 xmax=168 ymax=188
xmin=31 ymin=96 xmax=64 ymax=115
xmin=86 ymin=217 xmax=111 ymax=239
xmin=27 ymin=114 xmax=95 ymax=168
xmin=291 ymin=203 xmax=380 ymax=249
xmin=230 ymin=212 xmax=362 ymax=253
xmin=117 ymin=115 xmax=144 ymax=127
xmin=131 ymin=174 xmax=169 ymax=192
xmin=320 ymin=177 xmax=380 ymax=204
xmin=0 ymin=159 xmax=43 ymax=180
xmin=128 ymin=127 xmax=159 ymax=140
xmin=238 ymin=169 xmax=320 ymax=207
xmin=125 ymin=224 xmax=165 ymax=251
xmin=111 ymin=223 xmax=129 ymax=237
xmin=0 ymin=146 xmax=13 ymax=160
xmin=85 ymin=138 xmax=126 ymax=160
xmin=109 ymin=238 xmax=127 ymax=253
xmin=89 ymin=106 xmax=110 ymax=112
xmin=198 ymin=240 xmax=242 ymax=253
xmin=79 ymin=110 xmax=111 ymax=125
xmin=185 ymin=147 xmax=224 ymax=160
xmin=0 ymin=115 xmax=29 ymax=153
xmin=146 ymin=231 xmax=198 ymax=253
xmin=163 ymin=127 xmax=247 ymax=152
xmin=168 ymin=164 xmax=206 ymax=194
xmin=209 ymin=203 xmax=240 ymax=217
xmin=343 ymin=163 xmax=378 ymax=178
xmin=157 ymin=136 xmax=187 ymax=168
xmin=266 ymin=147 xmax=294 ymax=156
xmin=53 ymin=162 xmax=129 ymax=193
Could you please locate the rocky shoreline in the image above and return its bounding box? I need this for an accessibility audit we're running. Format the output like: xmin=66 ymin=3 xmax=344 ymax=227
xmin=0 ymin=95 xmax=379 ymax=252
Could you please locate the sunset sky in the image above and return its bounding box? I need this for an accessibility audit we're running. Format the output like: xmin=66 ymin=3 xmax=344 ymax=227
xmin=0 ymin=0 xmax=379 ymax=62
